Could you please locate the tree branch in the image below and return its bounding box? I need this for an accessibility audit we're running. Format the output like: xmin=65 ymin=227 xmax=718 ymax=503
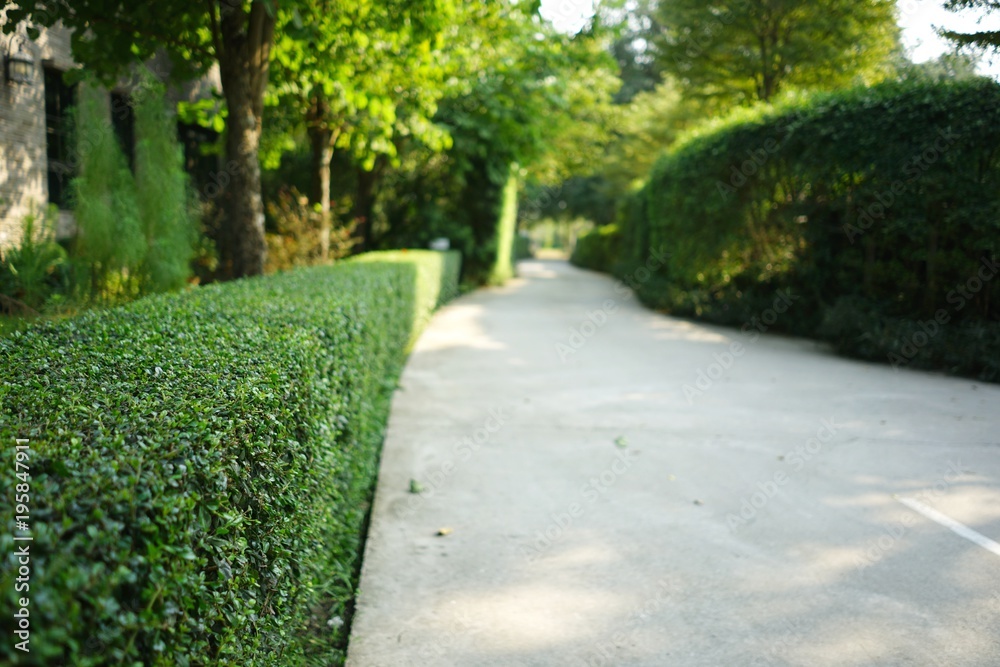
xmin=59 ymin=4 xmax=210 ymax=57
xmin=207 ymin=0 xmax=225 ymax=62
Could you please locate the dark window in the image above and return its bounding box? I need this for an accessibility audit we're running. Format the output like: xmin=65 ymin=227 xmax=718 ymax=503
xmin=110 ymin=92 xmax=135 ymax=171
xmin=44 ymin=67 xmax=76 ymax=210
xmin=177 ymin=122 xmax=220 ymax=199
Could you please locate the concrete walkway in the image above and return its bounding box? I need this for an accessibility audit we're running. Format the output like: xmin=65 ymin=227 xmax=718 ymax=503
xmin=346 ymin=260 xmax=1000 ymax=667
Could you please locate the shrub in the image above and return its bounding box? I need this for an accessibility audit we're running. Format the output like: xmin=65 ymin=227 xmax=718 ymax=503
xmin=133 ymin=75 xmax=199 ymax=293
xmin=72 ymin=74 xmax=201 ymax=300
xmin=265 ymin=188 xmax=356 ymax=274
xmin=0 ymin=204 xmax=70 ymax=314
xmin=0 ymin=249 xmax=460 ymax=666
xmin=570 ymin=224 xmax=620 ymax=274
xmin=71 ymin=83 xmax=146 ymax=301
xmin=613 ymin=79 xmax=1000 ymax=380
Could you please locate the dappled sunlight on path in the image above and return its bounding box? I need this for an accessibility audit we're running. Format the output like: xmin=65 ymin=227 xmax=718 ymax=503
xmin=348 ymin=260 xmax=1000 ymax=667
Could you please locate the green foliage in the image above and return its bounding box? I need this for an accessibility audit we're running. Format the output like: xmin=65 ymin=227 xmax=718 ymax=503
xmin=0 ymin=315 xmax=31 ymax=337
xmin=599 ymin=0 xmax=663 ymax=104
xmin=896 ymin=51 xmax=983 ymax=82
xmin=376 ymin=2 xmax=618 ymax=284
xmin=71 ymin=83 xmax=146 ymax=301
xmin=601 ymin=79 xmax=687 ymax=192
xmin=942 ymin=0 xmax=1000 ymax=52
xmin=5 ymin=1 xmax=290 ymax=278
xmin=571 ymin=223 xmax=621 ymax=273
xmin=134 ymin=75 xmax=198 ymax=293
xmin=655 ymin=0 xmax=899 ymax=104
xmin=70 ymin=78 xmax=200 ymax=301
xmin=352 ymin=250 xmax=463 ymax=342
xmin=0 ymin=249 xmax=461 ymax=666
xmin=265 ymin=0 xmax=456 ymax=211
xmin=380 ymin=152 xmax=516 ymax=286
xmin=0 ymin=205 xmax=70 ymax=313
xmin=612 ymin=79 xmax=1000 ymax=380
xmin=818 ymin=296 xmax=1000 ymax=380
xmin=513 ymin=233 xmax=534 ymax=261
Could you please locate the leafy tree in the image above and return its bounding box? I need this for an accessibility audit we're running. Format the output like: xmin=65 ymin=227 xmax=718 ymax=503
xmin=602 ymin=78 xmax=692 ymax=191
xmin=5 ymin=1 xmax=278 ymax=277
xmin=597 ymin=0 xmax=664 ymax=103
xmin=654 ymin=0 xmax=900 ymax=104
xmin=268 ymin=0 xmax=452 ymax=254
xmin=942 ymin=0 xmax=1000 ymax=51
xmin=896 ymin=51 xmax=983 ymax=82
xmin=378 ymin=1 xmax=619 ymax=281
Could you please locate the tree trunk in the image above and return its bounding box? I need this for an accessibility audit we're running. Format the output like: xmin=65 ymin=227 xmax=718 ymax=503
xmin=309 ymin=124 xmax=333 ymax=262
xmin=215 ymin=1 xmax=275 ymax=278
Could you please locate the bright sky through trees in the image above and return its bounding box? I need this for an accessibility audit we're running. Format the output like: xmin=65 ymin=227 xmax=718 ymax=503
xmin=540 ymin=0 xmax=1000 ymax=77
xmin=899 ymin=0 xmax=1000 ymax=74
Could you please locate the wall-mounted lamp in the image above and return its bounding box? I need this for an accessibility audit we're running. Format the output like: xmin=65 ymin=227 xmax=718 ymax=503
xmin=5 ymin=37 xmax=35 ymax=85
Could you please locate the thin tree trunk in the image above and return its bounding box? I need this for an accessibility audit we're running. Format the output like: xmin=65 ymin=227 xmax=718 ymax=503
xmin=310 ymin=124 xmax=333 ymax=262
xmin=215 ymin=1 xmax=275 ymax=278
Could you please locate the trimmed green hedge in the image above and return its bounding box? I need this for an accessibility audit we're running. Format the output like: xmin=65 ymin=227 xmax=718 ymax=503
xmin=612 ymin=79 xmax=1000 ymax=380
xmin=570 ymin=224 xmax=621 ymax=274
xmin=0 ymin=250 xmax=460 ymax=666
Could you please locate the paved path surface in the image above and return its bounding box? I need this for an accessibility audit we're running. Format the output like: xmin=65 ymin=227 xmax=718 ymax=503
xmin=346 ymin=260 xmax=1000 ymax=667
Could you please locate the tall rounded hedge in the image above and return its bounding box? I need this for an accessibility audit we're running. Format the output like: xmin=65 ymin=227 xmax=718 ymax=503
xmin=614 ymin=79 xmax=1000 ymax=380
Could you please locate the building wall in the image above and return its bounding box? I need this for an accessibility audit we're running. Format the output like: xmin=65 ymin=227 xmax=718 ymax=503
xmin=0 ymin=22 xmax=75 ymax=251
xmin=0 ymin=19 xmax=222 ymax=255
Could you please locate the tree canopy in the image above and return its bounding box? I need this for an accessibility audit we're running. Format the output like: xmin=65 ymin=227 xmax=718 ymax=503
xmin=654 ymin=0 xmax=900 ymax=104
xmin=942 ymin=0 xmax=1000 ymax=51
